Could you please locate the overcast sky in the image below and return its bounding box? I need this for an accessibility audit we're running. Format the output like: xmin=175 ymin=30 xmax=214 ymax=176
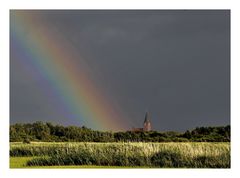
xmin=10 ymin=10 xmax=230 ymax=132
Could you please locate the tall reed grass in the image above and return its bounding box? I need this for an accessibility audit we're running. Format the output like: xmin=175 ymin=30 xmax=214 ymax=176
xmin=10 ymin=142 xmax=230 ymax=168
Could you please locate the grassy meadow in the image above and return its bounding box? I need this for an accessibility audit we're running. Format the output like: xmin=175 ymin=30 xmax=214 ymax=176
xmin=10 ymin=142 xmax=230 ymax=168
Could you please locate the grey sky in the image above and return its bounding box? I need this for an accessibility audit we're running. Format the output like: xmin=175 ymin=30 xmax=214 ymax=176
xmin=10 ymin=10 xmax=230 ymax=132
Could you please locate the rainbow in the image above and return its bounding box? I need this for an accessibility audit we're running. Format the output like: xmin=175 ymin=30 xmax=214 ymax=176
xmin=11 ymin=11 xmax=128 ymax=131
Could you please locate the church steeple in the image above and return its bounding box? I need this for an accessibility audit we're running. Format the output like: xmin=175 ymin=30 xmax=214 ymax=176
xmin=143 ymin=111 xmax=151 ymax=131
xmin=131 ymin=111 xmax=152 ymax=132
xmin=144 ymin=111 xmax=150 ymax=123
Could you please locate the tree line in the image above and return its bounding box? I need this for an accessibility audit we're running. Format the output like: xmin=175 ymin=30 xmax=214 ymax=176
xmin=10 ymin=121 xmax=230 ymax=143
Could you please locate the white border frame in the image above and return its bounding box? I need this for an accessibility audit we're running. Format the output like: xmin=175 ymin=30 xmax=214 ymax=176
xmin=1 ymin=1 xmax=239 ymax=178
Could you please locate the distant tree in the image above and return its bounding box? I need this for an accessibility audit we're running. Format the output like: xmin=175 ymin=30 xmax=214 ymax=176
xmin=182 ymin=130 xmax=191 ymax=139
xmin=32 ymin=121 xmax=50 ymax=141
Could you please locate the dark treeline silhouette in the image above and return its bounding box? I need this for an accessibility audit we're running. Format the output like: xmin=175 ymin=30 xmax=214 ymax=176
xmin=10 ymin=121 xmax=230 ymax=142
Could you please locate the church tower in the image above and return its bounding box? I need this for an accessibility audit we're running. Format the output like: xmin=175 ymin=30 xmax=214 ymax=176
xmin=143 ymin=112 xmax=151 ymax=131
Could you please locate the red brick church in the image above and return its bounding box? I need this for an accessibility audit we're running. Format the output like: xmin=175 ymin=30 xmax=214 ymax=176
xmin=132 ymin=112 xmax=152 ymax=132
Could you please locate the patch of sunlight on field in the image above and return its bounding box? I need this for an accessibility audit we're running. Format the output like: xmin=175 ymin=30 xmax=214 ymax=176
xmin=10 ymin=157 xmax=148 ymax=168
xmin=10 ymin=157 xmax=35 ymax=168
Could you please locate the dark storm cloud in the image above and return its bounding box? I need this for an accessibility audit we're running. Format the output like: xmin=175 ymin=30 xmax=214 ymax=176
xmin=11 ymin=10 xmax=230 ymax=131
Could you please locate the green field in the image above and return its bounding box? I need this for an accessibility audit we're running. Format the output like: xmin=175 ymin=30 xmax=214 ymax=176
xmin=10 ymin=142 xmax=230 ymax=168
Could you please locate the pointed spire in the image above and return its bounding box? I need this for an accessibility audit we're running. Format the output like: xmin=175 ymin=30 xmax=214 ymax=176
xmin=144 ymin=111 xmax=151 ymax=123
